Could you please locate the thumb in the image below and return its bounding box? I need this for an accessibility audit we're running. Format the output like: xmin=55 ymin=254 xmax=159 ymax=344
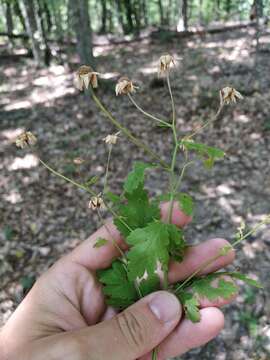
xmin=74 ymin=291 xmax=182 ymax=360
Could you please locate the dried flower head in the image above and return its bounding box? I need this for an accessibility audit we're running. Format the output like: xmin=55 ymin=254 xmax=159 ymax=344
xmin=115 ymin=77 xmax=137 ymax=96
xmin=73 ymin=157 xmax=85 ymax=165
xmin=158 ymin=54 xmax=175 ymax=76
xmin=88 ymin=194 xmax=106 ymax=211
xmin=220 ymin=87 xmax=243 ymax=105
xmin=103 ymin=133 xmax=119 ymax=145
xmin=75 ymin=65 xmax=99 ymax=91
xmin=15 ymin=131 xmax=37 ymax=149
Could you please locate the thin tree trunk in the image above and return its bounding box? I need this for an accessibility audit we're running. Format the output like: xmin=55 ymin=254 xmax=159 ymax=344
xmin=36 ymin=0 xmax=51 ymax=66
xmin=124 ymin=0 xmax=134 ymax=33
xmin=100 ymin=0 xmax=107 ymax=33
xmin=182 ymin=0 xmax=188 ymax=31
xmin=158 ymin=0 xmax=165 ymax=25
xmin=20 ymin=0 xmax=44 ymax=66
xmin=142 ymin=0 xmax=148 ymax=27
xmin=13 ymin=0 xmax=26 ymax=32
xmin=115 ymin=0 xmax=125 ymax=34
xmin=51 ymin=0 xmax=63 ymax=41
xmin=69 ymin=0 xmax=94 ymax=65
xmin=5 ymin=1 xmax=14 ymax=37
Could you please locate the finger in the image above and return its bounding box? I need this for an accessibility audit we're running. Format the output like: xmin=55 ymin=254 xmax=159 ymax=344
xmin=100 ymin=306 xmax=118 ymax=321
xmin=142 ymin=307 xmax=224 ymax=360
xmin=169 ymin=238 xmax=235 ymax=283
xmin=68 ymin=201 xmax=191 ymax=270
xmin=33 ymin=291 xmax=182 ymax=360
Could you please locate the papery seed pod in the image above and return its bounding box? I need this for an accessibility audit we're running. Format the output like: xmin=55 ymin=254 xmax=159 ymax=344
xmin=158 ymin=54 xmax=175 ymax=76
xmin=15 ymin=132 xmax=37 ymax=149
xmin=88 ymin=194 xmax=106 ymax=210
xmin=115 ymin=77 xmax=137 ymax=96
xmin=103 ymin=134 xmax=118 ymax=145
xmin=219 ymin=87 xmax=243 ymax=105
xmin=75 ymin=65 xmax=99 ymax=90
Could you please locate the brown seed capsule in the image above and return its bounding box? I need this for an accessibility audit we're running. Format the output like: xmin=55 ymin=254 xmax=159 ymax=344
xmin=75 ymin=65 xmax=99 ymax=90
xmin=15 ymin=131 xmax=37 ymax=149
xmin=158 ymin=54 xmax=175 ymax=76
xmin=88 ymin=194 xmax=106 ymax=210
xmin=220 ymin=87 xmax=243 ymax=105
xmin=115 ymin=77 xmax=137 ymax=96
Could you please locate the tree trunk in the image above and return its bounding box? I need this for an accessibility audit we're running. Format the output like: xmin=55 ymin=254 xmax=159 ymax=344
xmin=100 ymin=0 xmax=107 ymax=33
xmin=142 ymin=0 xmax=148 ymax=27
xmin=157 ymin=0 xmax=165 ymax=25
xmin=182 ymin=0 xmax=188 ymax=31
xmin=115 ymin=0 xmax=126 ymax=34
xmin=51 ymin=0 xmax=63 ymax=40
xmin=69 ymin=0 xmax=94 ymax=65
xmin=5 ymin=1 xmax=14 ymax=37
xmin=36 ymin=0 xmax=51 ymax=66
xmin=20 ymin=0 xmax=44 ymax=66
xmin=123 ymin=0 xmax=134 ymax=33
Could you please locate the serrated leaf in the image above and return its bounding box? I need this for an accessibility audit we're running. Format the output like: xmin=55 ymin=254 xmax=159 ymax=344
xmin=105 ymin=191 xmax=121 ymax=204
xmin=181 ymin=140 xmax=225 ymax=168
xmin=139 ymin=274 xmax=161 ymax=297
xmin=166 ymin=223 xmax=186 ymax=261
xmin=84 ymin=175 xmax=99 ymax=187
xmin=177 ymin=193 xmax=194 ymax=216
xmin=228 ymin=272 xmax=263 ymax=288
xmin=191 ymin=274 xmax=238 ymax=301
xmin=98 ymin=261 xmax=138 ymax=308
xmin=177 ymin=290 xmax=200 ymax=322
xmin=93 ymin=238 xmax=108 ymax=248
xmin=114 ymin=185 xmax=160 ymax=237
xmin=126 ymin=221 xmax=170 ymax=281
xmin=124 ymin=162 xmax=154 ymax=194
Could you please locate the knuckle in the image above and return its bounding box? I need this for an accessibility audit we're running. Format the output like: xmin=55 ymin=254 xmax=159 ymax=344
xmin=116 ymin=310 xmax=146 ymax=350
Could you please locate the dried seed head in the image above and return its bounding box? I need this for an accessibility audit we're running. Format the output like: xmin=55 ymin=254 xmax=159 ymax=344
xmin=103 ymin=133 xmax=119 ymax=145
xmin=89 ymin=194 xmax=106 ymax=210
xmin=158 ymin=54 xmax=175 ymax=76
xmin=73 ymin=157 xmax=85 ymax=165
xmin=115 ymin=77 xmax=137 ymax=96
xmin=15 ymin=131 xmax=37 ymax=149
xmin=75 ymin=65 xmax=99 ymax=90
xmin=220 ymin=87 xmax=243 ymax=105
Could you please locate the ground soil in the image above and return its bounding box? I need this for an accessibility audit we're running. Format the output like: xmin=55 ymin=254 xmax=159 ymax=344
xmin=1 ymin=26 xmax=270 ymax=359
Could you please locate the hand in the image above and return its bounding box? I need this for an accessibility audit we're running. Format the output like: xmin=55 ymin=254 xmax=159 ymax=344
xmin=0 ymin=203 xmax=235 ymax=360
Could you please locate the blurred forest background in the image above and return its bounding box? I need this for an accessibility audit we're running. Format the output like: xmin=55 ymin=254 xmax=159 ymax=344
xmin=1 ymin=1 xmax=270 ymax=359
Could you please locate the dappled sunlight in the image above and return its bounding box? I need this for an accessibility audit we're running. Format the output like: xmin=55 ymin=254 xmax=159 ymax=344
xmin=8 ymin=154 xmax=39 ymax=171
xmin=3 ymin=189 xmax=23 ymax=204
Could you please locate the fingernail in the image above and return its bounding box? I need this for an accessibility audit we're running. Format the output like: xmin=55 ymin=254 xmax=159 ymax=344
xmin=149 ymin=291 xmax=180 ymax=323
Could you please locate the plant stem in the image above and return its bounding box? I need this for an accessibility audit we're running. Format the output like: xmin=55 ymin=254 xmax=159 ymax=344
xmin=38 ymin=158 xmax=133 ymax=233
xmin=187 ymin=103 xmax=224 ymax=139
xmin=174 ymin=215 xmax=270 ymax=294
xmin=97 ymin=209 xmax=127 ymax=261
xmin=103 ymin=145 xmax=112 ymax=193
xmin=152 ymin=347 xmax=158 ymax=360
xmin=128 ymin=93 xmax=171 ymax=128
xmin=89 ymin=88 xmax=169 ymax=169
xmin=166 ymin=73 xmax=179 ymax=224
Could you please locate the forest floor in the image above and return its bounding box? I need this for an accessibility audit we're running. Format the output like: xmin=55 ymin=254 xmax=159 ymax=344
xmin=1 ymin=26 xmax=270 ymax=359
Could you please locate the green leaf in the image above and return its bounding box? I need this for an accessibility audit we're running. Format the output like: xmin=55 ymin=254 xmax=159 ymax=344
xmin=114 ymin=185 xmax=160 ymax=237
xmin=181 ymin=140 xmax=225 ymax=168
xmin=139 ymin=274 xmax=161 ymax=297
xmin=105 ymin=191 xmax=121 ymax=204
xmin=93 ymin=238 xmax=108 ymax=248
xmin=84 ymin=175 xmax=99 ymax=187
xmin=124 ymin=162 xmax=154 ymax=194
xmin=166 ymin=223 xmax=186 ymax=261
xmin=98 ymin=261 xmax=138 ymax=308
xmin=177 ymin=193 xmax=194 ymax=217
xmin=228 ymin=272 xmax=263 ymax=289
xmin=177 ymin=290 xmax=200 ymax=322
xmin=126 ymin=221 xmax=170 ymax=281
xmin=191 ymin=274 xmax=238 ymax=301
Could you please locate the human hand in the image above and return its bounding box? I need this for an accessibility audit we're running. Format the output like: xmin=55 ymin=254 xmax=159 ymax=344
xmin=0 ymin=203 xmax=235 ymax=360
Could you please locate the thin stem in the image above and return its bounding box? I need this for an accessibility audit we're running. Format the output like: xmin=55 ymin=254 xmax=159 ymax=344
xmin=152 ymin=347 xmax=158 ymax=360
xmin=187 ymin=104 xmax=224 ymax=139
xmin=97 ymin=209 xmax=127 ymax=261
xmin=39 ymin=158 xmax=133 ymax=233
xmin=103 ymin=145 xmax=112 ymax=193
xmin=39 ymin=158 xmax=95 ymax=196
xmin=128 ymin=93 xmax=171 ymax=128
xmin=166 ymin=73 xmax=179 ymax=224
xmin=174 ymin=215 xmax=270 ymax=294
xmin=173 ymin=161 xmax=194 ymax=194
xmin=89 ymin=88 xmax=169 ymax=169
